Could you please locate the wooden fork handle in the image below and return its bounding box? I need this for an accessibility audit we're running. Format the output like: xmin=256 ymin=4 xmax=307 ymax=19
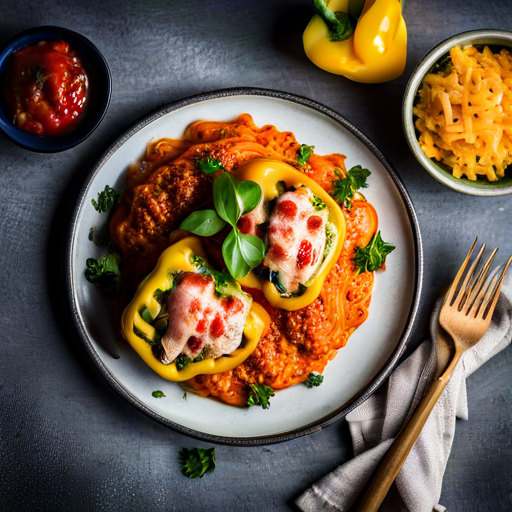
xmin=355 ymin=353 xmax=460 ymax=512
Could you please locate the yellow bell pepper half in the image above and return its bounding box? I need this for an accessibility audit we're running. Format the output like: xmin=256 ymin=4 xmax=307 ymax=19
xmin=121 ymin=236 xmax=270 ymax=381
xmin=303 ymin=0 xmax=407 ymax=83
xmin=233 ymin=158 xmax=346 ymax=311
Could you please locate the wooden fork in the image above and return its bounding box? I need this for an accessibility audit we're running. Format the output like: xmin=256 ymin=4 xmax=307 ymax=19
xmin=355 ymin=238 xmax=512 ymax=512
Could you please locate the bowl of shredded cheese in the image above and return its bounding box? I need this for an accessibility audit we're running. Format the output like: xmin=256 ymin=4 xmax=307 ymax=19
xmin=403 ymin=29 xmax=512 ymax=196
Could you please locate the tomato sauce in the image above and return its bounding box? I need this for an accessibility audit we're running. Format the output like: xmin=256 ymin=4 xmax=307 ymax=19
xmin=5 ymin=40 xmax=87 ymax=136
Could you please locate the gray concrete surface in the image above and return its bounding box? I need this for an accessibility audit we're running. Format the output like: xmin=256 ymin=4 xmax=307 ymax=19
xmin=1 ymin=0 xmax=511 ymax=510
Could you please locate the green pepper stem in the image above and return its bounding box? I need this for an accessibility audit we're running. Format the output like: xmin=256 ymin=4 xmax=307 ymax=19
xmin=313 ymin=0 xmax=355 ymax=42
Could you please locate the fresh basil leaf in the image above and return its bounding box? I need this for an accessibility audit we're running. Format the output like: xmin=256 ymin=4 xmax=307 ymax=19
xmin=297 ymin=144 xmax=315 ymax=165
xmin=152 ymin=390 xmax=166 ymax=398
xmin=180 ymin=209 xmax=227 ymax=236
xmin=238 ymin=232 xmax=266 ymax=269
xmin=332 ymin=165 xmax=371 ymax=209
xmin=236 ymin=180 xmax=262 ymax=215
xmin=179 ymin=447 xmax=216 ymax=479
xmin=92 ymin=185 xmax=119 ymax=213
xmin=354 ymin=231 xmax=395 ymax=273
xmin=197 ymin=157 xmax=224 ymax=174
xmin=222 ymin=230 xmax=266 ymax=280
xmin=247 ymin=383 xmax=275 ymax=409
xmin=213 ymin=172 xmax=240 ymax=226
xmin=304 ymin=373 xmax=324 ymax=388
xmin=222 ymin=230 xmax=250 ymax=279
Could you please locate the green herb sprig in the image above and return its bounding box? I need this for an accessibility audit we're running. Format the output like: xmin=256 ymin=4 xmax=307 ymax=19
xmin=354 ymin=231 xmax=395 ymax=274
xmin=85 ymin=252 xmax=121 ymax=299
xmin=179 ymin=447 xmax=216 ymax=479
xmin=247 ymin=383 xmax=275 ymax=409
xmin=92 ymin=185 xmax=120 ymax=214
xmin=191 ymin=255 xmax=234 ymax=296
xmin=297 ymin=144 xmax=315 ymax=165
xmin=152 ymin=390 xmax=166 ymax=398
xmin=198 ymin=157 xmax=225 ymax=175
xmin=331 ymin=165 xmax=371 ymax=209
xmin=304 ymin=373 xmax=324 ymax=388
xmin=312 ymin=195 xmax=327 ymax=211
xmin=180 ymin=172 xmax=265 ymax=280
xmin=175 ymin=351 xmax=207 ymax=371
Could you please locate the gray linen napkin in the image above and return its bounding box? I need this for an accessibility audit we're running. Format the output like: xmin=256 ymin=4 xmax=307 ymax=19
xmin=296 ymin=272 xmax=512 ymax=512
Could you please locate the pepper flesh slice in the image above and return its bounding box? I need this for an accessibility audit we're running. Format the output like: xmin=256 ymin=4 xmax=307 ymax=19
xmin=303 ymin=0 xmax=407 ymax=83
xmin=233 ymin=158 xmax=345 ymax=311
xmin=121 ymin=236 xmax=270 ymax=381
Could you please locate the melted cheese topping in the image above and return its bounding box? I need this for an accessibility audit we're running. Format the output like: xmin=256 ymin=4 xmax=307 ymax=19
xmin=265 ymin=188 xmax=328 ymax=293
xmin=414 ymin=45 xmax=512 ymax=181
xmin=162 ymin=272 xmax=251 ymax=362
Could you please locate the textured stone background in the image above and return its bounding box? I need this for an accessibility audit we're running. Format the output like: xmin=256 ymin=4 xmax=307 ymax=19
xmin=1 ymin=0 xmax=511 ymax=510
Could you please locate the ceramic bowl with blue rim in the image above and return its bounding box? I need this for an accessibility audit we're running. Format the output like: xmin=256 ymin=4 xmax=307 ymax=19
xmin=0 ymin=26 xmax=111 ymax=152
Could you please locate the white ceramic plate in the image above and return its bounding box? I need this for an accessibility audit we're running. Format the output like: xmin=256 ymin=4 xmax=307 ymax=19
xmin=66 ymin=88 xmax=423 ymax=445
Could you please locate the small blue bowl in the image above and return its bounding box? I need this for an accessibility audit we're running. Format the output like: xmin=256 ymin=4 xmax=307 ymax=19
xmin=0 ymin=26 xmax=111 ymax=152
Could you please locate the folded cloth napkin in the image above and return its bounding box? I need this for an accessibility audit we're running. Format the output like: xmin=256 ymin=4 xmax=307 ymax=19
xmin=296 ymin=272 xmax=512 ymax=512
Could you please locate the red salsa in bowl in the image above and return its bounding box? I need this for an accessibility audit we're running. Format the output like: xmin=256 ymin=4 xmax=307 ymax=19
xmin=0 ymin=26 xmax=110 ymax=152
xmin=5 ymin=40 xmax=87 ymax=136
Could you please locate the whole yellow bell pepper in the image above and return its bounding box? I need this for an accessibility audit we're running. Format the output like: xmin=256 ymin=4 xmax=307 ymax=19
xmin=121 ymin=236 xmax=270 ymax=381
xmin=303 ymin=0 xmax=407 ymax=83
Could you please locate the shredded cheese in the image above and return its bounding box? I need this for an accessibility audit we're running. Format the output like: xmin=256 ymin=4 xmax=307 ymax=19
xmin=414 ymin=45 xmax=512 ymax=181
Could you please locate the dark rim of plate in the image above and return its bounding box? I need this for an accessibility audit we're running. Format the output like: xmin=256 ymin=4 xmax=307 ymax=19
xmin=65 ymin=87 xmax=424 ymax=446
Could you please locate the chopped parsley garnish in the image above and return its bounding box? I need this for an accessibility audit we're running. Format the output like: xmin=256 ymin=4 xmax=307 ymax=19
xmin=247 ymin=383 xmax=275 ymax=409
xmin=87 ymin=185 xmax=122 ymax=297
xmin=175 ymin=354 xmax=192 ymax=371
xmin=304 ymin=373 xmax=324 ymax=388
xmin=92 ymin=185 xmax=120 ymax=214
xmin=88 ymin=225 xmax=111 ymax=247
xmin=179 ymin=447 xmax=216 ymax=479
xmin=312 ymin=195 xmax=327 ymax=211
xmin=354 ymin=231 xmax=395 ymax=273
xmin=198 ymin=157 xmax=225 ymax=174
xmin=152 ymin=390 xmax=166 ymax=398
xmin=182 ymin=391 xmax=188 ymax=400
xmin=331 ymin=165 xmax=371 ymax=209
xmin=85 ymin=252 xmax=121 ymax=299
xmin=175 ymin=350 xmax=207 ymax=371
xmin=191 ymin=255 xmax=235 ymax=296
xmin=297 ymin=144 xmax=315 ymax=165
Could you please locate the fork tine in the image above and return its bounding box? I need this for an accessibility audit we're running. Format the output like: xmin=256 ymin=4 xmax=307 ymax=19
xmin=467 ymin=265 xmax=500 ymax=318
xmin=445 ymin=237 xmax=478 ymax=305
xmin=453 ymin=242 xmax=486 ymax=310
xmin=481 ymin=255 xmax=512 ymax=320
xmin=462 ymin=247 xmax=498 ymax=313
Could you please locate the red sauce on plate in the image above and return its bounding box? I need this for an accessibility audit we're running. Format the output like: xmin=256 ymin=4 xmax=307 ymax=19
xmin=5 ymin=40 xmax=88 ymax=136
